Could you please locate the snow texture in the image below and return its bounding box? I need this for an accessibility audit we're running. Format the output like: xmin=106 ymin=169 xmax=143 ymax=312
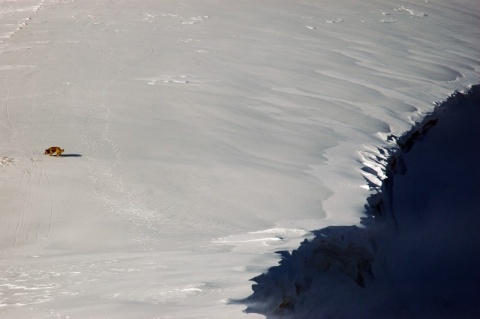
xmin=0 ymin=0 xmax=479 ymax=318
xmin=243 ymin=86 xmax=480 ymax=318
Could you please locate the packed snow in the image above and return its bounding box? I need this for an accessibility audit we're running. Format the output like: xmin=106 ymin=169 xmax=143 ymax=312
xmin=0 ymin=0 xmax=478 ymax=318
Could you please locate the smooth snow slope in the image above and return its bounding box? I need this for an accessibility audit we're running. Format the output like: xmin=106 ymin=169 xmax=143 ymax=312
xmin=0 ymin=0 xmax=479 ymax=318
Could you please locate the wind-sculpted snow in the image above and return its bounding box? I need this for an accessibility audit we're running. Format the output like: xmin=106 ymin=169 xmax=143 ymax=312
xmin=243 ymin=86 xmax=480 ymax=318
xmin=0 ymin=0 xmax=479 ymax=318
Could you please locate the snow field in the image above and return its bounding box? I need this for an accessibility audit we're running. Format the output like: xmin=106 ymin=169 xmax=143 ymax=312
xmin=0 ymin=0 xmax=479 ymax=318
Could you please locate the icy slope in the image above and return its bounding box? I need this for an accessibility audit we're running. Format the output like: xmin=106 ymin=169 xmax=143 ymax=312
xmin=0 ymin=0 xmax=479 ymax=318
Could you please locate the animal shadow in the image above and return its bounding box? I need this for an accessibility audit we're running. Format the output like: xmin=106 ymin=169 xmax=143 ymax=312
xmin=60 ymin=154 xmax=82 ymax=158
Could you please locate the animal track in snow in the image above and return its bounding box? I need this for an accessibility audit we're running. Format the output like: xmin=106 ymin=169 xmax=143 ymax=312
xmin=0 ymin=157 xmax=16 ymax=166
xmin=326 ymin=18 xmax=344 ymax=24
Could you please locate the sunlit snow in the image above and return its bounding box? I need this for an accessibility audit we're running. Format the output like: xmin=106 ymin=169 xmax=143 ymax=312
xmin=0 ymin=0 xmax=478 ymax=318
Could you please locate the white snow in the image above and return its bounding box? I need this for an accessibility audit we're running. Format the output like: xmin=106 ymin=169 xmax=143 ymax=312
xmin=243 ymin=86 xmax=480 ymax=318
xmin=0 ymin=0 xmax=478 ymax=318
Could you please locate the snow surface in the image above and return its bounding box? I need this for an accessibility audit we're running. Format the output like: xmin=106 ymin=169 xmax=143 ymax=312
xmin=0 ymin=0 xmax=478 ymax=318
xmin=243 ymin=86 xmax=480 ymax=318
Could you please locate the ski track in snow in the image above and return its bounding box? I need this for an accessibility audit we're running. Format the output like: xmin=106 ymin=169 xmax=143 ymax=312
xmin=0 ymin=1 xmax=60 ymax=251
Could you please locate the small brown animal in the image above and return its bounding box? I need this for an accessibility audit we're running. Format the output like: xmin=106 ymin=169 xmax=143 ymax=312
xmin=44 ymin=146 xmax=64 ymax=157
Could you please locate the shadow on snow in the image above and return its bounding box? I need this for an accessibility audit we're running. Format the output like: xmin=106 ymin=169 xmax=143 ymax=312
xmin=236 ymin=85 xmax=480 ymax=319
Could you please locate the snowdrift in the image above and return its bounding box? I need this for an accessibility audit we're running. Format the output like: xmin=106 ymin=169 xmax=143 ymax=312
xmin=243 ymin=86 xmax=480 ymax=318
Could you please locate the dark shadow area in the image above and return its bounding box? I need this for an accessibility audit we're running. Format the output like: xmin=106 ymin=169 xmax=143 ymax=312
xmin=60 ymin=154 xmax=83 ymax=157
xmin=238 ymin=85 xmax=480 ymax=319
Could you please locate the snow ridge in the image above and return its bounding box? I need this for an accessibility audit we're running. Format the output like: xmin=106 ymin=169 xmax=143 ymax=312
xmin=241 ymin=85 xmax=480 ymax=318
